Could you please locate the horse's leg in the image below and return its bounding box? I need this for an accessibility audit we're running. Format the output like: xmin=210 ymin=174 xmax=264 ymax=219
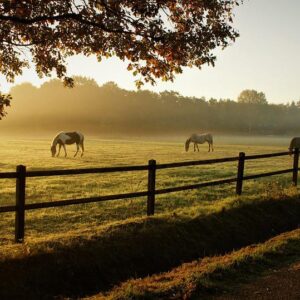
xmin=80 ymin=141 xmax=84 ymax=157
xmin=57 ymin=144 xmax=61 ymax=157
xmin=211 ymin=142 xmax=214 ymax=152
xmin=196 ymin=143 xmax=199 ymax=152
xmin=193 ymin=143 xmax=196 ymax=152
xmin=208 ymin=142 xmax=210 ymax=152
xmin=63 ymin=144 xmax=67 ymax=157
xmin=74 ymin=143 xmax=79 ymax=157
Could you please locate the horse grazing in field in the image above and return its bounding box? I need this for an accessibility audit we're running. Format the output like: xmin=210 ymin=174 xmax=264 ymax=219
xmin=51 ymin=131 xmax=84 ymax=157
xmin=185 ymin=133 xmax=214 ymax=152
xmin=289 ymin=137 xmax=300 ymax=154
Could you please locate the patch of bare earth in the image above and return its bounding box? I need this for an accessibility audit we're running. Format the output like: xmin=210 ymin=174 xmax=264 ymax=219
xmin=213 ymin=261 xmax=300 ymax=300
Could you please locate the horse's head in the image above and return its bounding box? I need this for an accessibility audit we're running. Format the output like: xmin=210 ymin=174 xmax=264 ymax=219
xmin=51 ymin=145 xmax=56 ymax=157
xmin=185 ymin=139 xmax=190 ymax=152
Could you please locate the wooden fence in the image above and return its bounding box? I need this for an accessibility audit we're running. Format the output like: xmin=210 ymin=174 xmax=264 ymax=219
xmin=0 ymin=149 xmax=299 ymax=243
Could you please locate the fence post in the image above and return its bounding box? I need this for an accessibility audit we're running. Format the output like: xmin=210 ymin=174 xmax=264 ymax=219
xmin=15 ymin=165 xmax=26 ymax=243
xmin=236 ymin=152 xmax=245 ymax=195
xmin=293 ymin=148 xmax=299 ymax=186
xmin=147 ymin=159 xmax=156 ymax=216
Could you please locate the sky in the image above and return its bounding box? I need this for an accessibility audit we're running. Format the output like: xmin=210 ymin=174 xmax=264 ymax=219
xmin=0 ymin=0 xmax=299 ymax=104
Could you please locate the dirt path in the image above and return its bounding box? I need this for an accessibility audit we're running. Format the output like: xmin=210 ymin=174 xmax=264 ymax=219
xmin=212 ymin=261 xmax=300 ymax=300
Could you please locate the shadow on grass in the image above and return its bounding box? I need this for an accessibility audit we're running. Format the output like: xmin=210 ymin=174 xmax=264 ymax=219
xmin=1 ymin=196 xmax=300 ymax=299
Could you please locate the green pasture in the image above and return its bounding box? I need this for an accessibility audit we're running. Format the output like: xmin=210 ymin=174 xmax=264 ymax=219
xmin=0 ymin=135 xmax=296 ymax=244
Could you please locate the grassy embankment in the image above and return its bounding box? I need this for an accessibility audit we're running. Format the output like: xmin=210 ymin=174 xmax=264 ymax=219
xmin=96 ymin=228 xmax=300 ymax=300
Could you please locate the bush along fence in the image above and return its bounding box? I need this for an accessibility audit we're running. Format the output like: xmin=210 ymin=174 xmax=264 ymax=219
xmin=0 ymin=149 xmax=299 ymax=243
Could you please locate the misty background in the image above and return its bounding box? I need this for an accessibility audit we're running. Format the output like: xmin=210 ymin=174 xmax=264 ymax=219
xmin=1 ymin=77 xmax=300 ymax=138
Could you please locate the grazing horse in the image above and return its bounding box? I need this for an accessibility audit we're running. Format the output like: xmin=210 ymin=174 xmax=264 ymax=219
xmin=185 ymin=133 xmax=214 ymax=152
xmin=51 ymin=131 xmax=84 ymax=157
xmin=289 ymin=137 xmax=300 ymax=155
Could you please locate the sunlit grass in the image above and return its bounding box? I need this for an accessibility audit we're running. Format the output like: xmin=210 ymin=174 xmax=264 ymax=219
xmin=0 ymin=136 xmax=296 ymax=244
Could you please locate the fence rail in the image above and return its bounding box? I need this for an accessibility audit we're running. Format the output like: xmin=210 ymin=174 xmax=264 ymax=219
xmin=0 ymin=149 xmax=298 ymax=243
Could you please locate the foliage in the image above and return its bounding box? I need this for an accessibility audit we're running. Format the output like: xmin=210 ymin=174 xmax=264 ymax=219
xmin=0 ymin=0 xmax=242 ymax=88
xmin=0 ymin=92 xmax=11 ymax=119
xmin=237 ymin=89 xmax=268 ymax=105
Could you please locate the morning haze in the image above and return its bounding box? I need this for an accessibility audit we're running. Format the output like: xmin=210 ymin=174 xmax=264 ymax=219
xmin=2 ymin=77 xmax=300 ymax=138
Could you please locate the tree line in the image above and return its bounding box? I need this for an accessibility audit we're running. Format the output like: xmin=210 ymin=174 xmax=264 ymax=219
xmin=2 ymin=77 xmax=300 ymax=136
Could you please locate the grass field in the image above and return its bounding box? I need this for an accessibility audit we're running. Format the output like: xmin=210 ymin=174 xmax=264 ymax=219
xmin=0 ymin=135 xmax=295 ymax=244
xmin=0 ymin=135 xmax=300 ymax=299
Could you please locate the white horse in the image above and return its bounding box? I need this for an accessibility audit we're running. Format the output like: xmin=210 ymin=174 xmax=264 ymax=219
xmin=51 ymin=131 xmax=84 ymax=157
xmin=185 ymin=133 xmax=214 ymax=152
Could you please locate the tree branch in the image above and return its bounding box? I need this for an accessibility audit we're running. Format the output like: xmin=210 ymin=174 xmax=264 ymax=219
xmin=0 ymin=13 xmax=129 ymax=34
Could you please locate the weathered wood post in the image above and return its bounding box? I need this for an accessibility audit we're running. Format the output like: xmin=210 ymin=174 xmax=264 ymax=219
xmin=15 ymin=165 xmax=26 ymax=243
xmin=293 ymin=148 xmax=299 ymax=186
xmin=147 ymin=159 xmax=156 ymax=216
xmin=236 ymin=152 xmax=245 ymax=195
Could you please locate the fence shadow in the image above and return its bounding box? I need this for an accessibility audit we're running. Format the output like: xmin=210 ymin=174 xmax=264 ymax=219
xmin=1 ymin=197 xmax=300 ymax=299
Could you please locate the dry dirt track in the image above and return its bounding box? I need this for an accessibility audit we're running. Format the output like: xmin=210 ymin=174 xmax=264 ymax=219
xmin=211 ymin=261 xmax=300 ymax=300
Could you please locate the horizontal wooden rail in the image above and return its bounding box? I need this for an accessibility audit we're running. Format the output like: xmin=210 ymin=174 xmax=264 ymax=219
xmin=156 ymin=156 xmax=238 ymax=169
xmin=0 ymin=192 xmax=149 ymax=212
xmin=155 ymin=177 xmax=237 ymax=194
xmin=0 ymin=172 xmax=17 ymax=179
xmin=245 ymin=151 xmax=291 ymax=160
xmin=26 ymin=165 xmax=149 ymax=177
xmin=0 ymin=205 xmax=16 ymax=213
xmin=243 ymin=168 xmax=293 ymax=180
xmin=24 ymin=191 xmax=149 ymax=210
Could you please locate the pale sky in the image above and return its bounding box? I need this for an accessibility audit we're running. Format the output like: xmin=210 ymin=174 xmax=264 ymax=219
xmin=0 ymin=0 xmax=299 ymax=104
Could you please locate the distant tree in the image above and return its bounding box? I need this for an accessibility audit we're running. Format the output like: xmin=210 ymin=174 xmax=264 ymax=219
xmin=209 ymin=98 xmax=218 ymax=105
xmin=237 ymin=90 xmax=267 ymax=133
xmin=73 ymin=76 xmax=98 ymax=87
xmin=0 ymin=1 xmax=242 ymax=90
xmin=237 ymin=89 xmax=267 ymax=105
xmin=160 ymin=91 xmax=181 ymax=104
xmin=101 ymin=81 xmax=121 ymax=92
